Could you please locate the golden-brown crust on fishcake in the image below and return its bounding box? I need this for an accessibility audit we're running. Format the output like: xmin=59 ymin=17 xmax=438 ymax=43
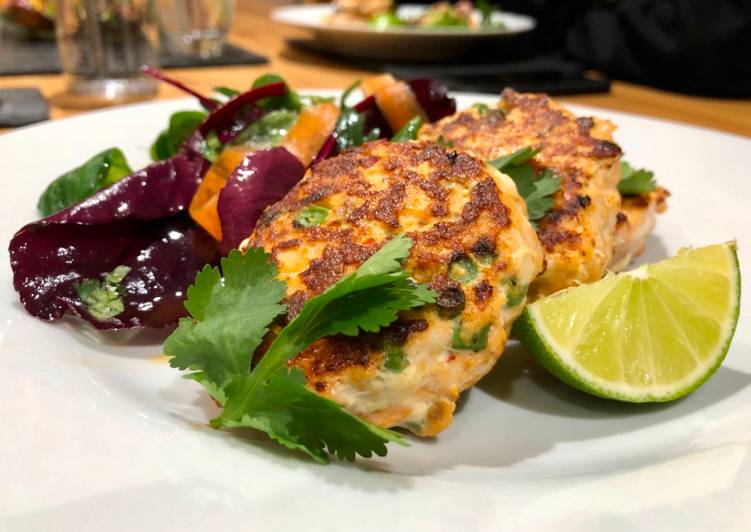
xmin=247 ymin=140 xmax=543 ymax=435
xmin=419 ymin=88 xmax=623 ymax=299
xmin=251 ymin=140 xmax=513 ymax=308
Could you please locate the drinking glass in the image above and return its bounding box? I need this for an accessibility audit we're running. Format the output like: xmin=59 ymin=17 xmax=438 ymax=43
xmin=157 ymin=0 xmax=235 ymax=59
xmin=56 ymin=0 xmax=160 ymax=105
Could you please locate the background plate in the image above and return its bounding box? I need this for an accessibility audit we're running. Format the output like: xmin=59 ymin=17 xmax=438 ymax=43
xmin=271 ymin=4 xmax=536 ymax=61
xmin=1 ymin=92 xmax=750 ymax=531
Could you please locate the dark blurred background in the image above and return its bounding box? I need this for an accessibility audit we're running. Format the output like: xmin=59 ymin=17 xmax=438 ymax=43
xmin=405 ymin=0 xmax=751 ymax=97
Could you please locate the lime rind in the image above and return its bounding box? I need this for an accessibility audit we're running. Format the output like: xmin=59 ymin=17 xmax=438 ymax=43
xmin=513 ymin=242 xmax=741 ymax=403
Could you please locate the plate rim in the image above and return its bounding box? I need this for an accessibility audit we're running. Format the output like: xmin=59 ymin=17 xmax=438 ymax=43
xmin=270 ymin=3 xmax=537 ymax=37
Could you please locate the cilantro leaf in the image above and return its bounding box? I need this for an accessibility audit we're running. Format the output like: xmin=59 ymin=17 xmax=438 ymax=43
xmin=75 ymin=265 xmax=132 ymax=321
xmin=220 ymin=368 xmax=400 ymax=463
xmin=513 ymin=168 xmax=560 ymax=223
xmin=489 ymin=147 xmax=561 ymax=227
xmin=618 ymin=161 xmax=657 ymax=195
xmin=164 ymin=249 xmax=287 ymax=386
xmin=489 ymin=146 xmax=538 ymax=171
xmin=253 ymin=235 xmax=435 ymax=373
xmin=214 ymin=236 xmax=432 ymax=462
xmin=186 ymin=372 xmax=228 ymax=406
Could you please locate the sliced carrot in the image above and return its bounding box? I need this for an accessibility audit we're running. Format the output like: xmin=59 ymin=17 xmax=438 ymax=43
xmin=374 ymin=81 xmax=427 ymax=132
xmin=190 ymin=103 xmax=339 ymax=240
xmin=360 ymin=73 xmax=397 ymax=97
xmin=281 ymin=102 xmax=339 ymax=166
xmin=189 ymin=146 xmax=252 ymax=241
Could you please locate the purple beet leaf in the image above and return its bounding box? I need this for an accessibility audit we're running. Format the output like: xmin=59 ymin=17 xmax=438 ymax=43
xmin=9 ymin=81 xmax=291 ymax=330
xmin=407 ymin=78 xmax=456 ymax=123
xmin=9 ymin=145 xmax=217 ymax=329
xmin=217 ymin=147 xmax=306 ymax=254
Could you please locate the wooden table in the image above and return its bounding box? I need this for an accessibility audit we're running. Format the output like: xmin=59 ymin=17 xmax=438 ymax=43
xmin=2 ymin=0 xmax=750 ymax=137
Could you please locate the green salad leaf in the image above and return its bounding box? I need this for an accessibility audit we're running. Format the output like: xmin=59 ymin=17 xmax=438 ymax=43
xmin=299 ymin=94 xmax=336 ymax=106
xmin=200 ymin=131 xmax=224 ymax=163
xmin=477 ymin=0 xmax=494 ymax=24
xmin=233 ymin=109 xmax=298 ymax=147
xmin=165 ymin=235 xmax=436 ymax=463
xmin=37 ymin=148 xmax=133 ymax=216
xmin=252 ymin=73 xmax=302 ymax=112
xmin=332 ymin=80 xmax=380 ymax=151
xmin=339 ymin=79 xmax=362 ymax=109
xmin=150 ymin=110 xmax=208 ymax=161
xmin=370 ymin=11 xmax=403 ymax=30
xmin=213 ymin=86 xmax=240 ymax=99
xmin=490 ymin=147 xmax=561 ymax=227
xmin=334 ymin=109 xmax=380 ymax=151
xmin=391 ymin=116 xmax=425 ymax=142
xmin=618 ymin=161 xmax=657 ymax=195
xmin=420 ymin=5 xmax=465 ymax=27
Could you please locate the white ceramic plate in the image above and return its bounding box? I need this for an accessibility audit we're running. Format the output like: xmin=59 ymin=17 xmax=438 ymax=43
xmin=271 ymin=4 xmax=536 ymax=61
xmin=1 ymin=92 xmax=750 ymax=531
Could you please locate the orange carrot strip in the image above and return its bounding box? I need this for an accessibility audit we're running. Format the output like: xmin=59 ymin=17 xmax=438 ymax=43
xmin=188 ymin=146 xmax=252 ymax=241
xmin=281 ymin=102 xmax=339 ymax=166
xmin=374 ymin=81 xmax=428 ymax=132
xmin=361 ymin=74 xmax=397 ymax=97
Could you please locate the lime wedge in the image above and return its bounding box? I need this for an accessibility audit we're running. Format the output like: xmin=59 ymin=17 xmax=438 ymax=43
xmin=513 ymin=242 xmax=741 ymax=402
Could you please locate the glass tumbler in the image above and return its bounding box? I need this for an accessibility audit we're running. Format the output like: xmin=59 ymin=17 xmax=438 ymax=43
xmin=56 ymin=0 xmax=160 ymax=105
xmin=156 ymin=0 xmax=235 ymax=59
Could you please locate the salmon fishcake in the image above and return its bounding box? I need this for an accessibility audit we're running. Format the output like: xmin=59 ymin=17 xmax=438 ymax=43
xmin=610 ymin=187 xmax=670 ymax=271
xmin=245 ymin=140 xmax=543 ymax=436
xmin=420 ymin=88 xmax=622 ymax=299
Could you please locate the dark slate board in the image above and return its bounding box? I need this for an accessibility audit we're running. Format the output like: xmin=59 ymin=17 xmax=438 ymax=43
xmin=0 ymin=40 xmax=267 ymax=76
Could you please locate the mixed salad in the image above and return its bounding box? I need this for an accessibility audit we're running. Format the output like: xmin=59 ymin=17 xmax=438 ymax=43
xmin=10 ymin=71 xmax=457 ymax=330
xmin=329 ymin=0 xmax=505 ymax=30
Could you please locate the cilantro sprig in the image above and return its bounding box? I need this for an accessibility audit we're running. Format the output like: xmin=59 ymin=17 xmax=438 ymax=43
xmin=165 ymin=235 xmax=435 ymax=463
xmin=618 ymin=161 xmax=657 ymax=195
xmin=490 ymin=147 xmax=561 ymax=228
